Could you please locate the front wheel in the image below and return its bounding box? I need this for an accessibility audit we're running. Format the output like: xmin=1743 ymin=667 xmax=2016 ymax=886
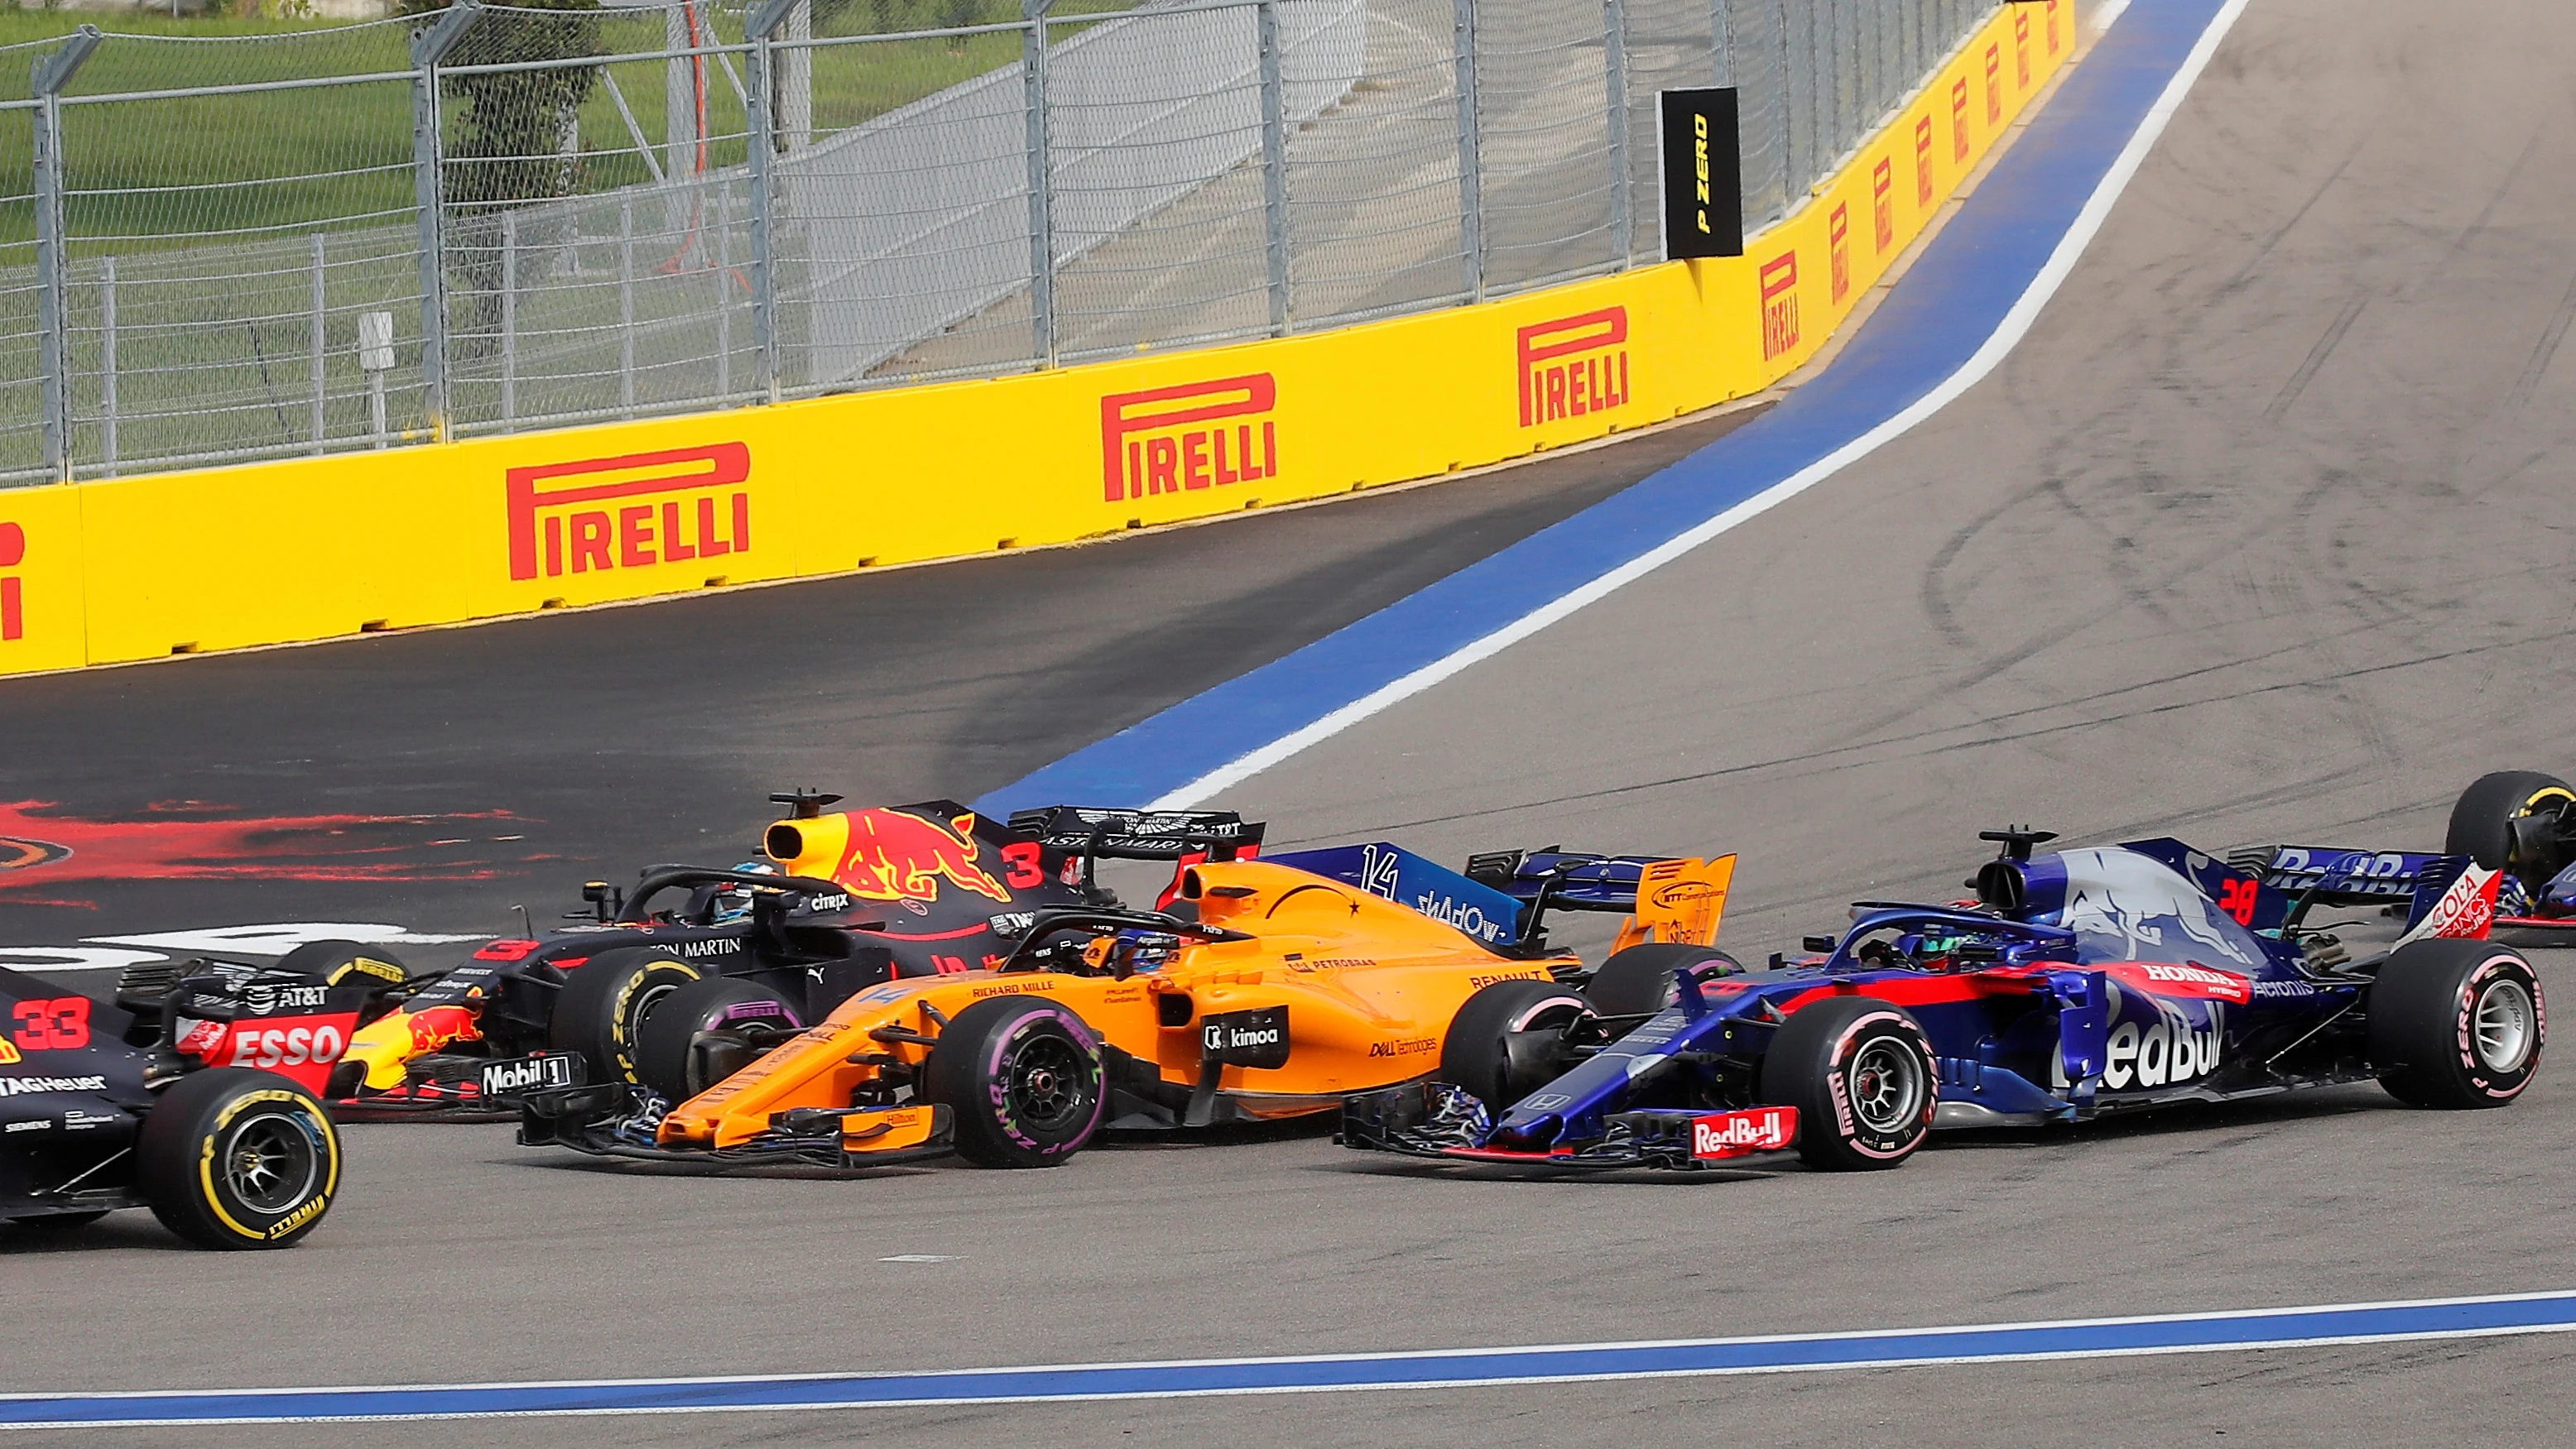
xmin=2444 ymin=770 xmax=2574 ymax=876
xmin=1435 ymin=979 xmax=1593 ymax=1111
xmin=635 ymin=976 xmax=805 ymax=1103
xmin=134 ymin=1068 xmax=340 ymax=1249
xmin=2370 ymin=938 xmax=2544 ymax=1108
xmin=548 ymin=948 xmax=704 ymax=1087
xmin=1760 ymin=996 xmax=1936 ymax=1171
xmin=1584 ymin=943 xmax=1742 ymax=1017
xmin=920 ymin=997 xmax=1106 ymax=1168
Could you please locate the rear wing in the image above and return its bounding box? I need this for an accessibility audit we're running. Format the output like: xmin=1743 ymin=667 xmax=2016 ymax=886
xmin=1261 ymin=843 xmax=1733 ymax=953
xmin=1007 ymin=807 xmax=1265 ymax=862
xmin=2127 ymin=838 xmax=2492 ymax=938
xmin=1464 ymin=848 xmax=1737 ymax=952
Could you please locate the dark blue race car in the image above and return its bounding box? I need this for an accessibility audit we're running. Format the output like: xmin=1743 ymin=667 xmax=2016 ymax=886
xmin=1343 ymin=824 xmax=2543 ymax=1173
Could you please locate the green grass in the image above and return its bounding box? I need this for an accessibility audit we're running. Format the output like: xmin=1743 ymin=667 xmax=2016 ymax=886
xmin=0 ymin=2 xmax=1133 ymax=248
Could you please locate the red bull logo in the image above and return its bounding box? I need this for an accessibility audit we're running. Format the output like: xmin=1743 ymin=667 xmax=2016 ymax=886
xmin=1871 ymin=157 xmax=1895 ymax=255
xmin=1692 ymin=1106 xmax=1795 ymax=1159
xmin=1100 ymin=375 xmax=1279 ymax=503
xmin=1951 ymin=77 xmax=1971 ymax=163
xmin=0 ymin=519 xmax=23 ymax=642
xmin=1760 ymin=252 xmax=1801 ymax=362
xmin=1914 ymin=115 xmax=1935 ymax=208
xmin=1516 ymin=308 xmax=1631 ymax=428
xmin=1828 ymin=204 xmax=1850 ymax=305
xmin=507 ymin=443 xmax=752 ymax=583
xmin=838 ymin=808 xmax=1011 ymax=905
xmin=405 ymin=1004 xmax=484 ymax=1054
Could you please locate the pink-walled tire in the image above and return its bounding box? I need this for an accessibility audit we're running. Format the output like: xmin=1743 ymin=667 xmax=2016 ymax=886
xmin=1759 ymin=996 xmax=1936 ymax=1171
xmin=922 ymin=996 xmax=1106 ymax=1168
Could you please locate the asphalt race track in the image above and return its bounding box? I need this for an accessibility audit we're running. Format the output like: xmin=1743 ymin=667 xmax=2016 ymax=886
xmin=11 ymin=0 xmax=2576 ymax=1443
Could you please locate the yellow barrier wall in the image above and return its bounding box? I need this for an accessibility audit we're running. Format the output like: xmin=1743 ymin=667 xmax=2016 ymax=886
xmin=0 ymin=2 xmax=2069 ymax=678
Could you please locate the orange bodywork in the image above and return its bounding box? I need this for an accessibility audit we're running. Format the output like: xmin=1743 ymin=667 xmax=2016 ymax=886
xmin=656 ymin=854 xmax=1734 ymax=1154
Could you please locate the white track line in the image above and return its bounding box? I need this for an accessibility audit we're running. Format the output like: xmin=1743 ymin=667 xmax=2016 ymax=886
xmin=1151 ymin=0 xmax=2250 ymax=811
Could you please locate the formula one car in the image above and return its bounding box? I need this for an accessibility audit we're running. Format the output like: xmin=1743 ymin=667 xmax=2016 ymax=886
xmin=3 ymin=963 xmax=342 ymax=1247
xmin=310 ymin=796 xmax=1263 ymax=1115
xmin=1343 ymin=826 xmax=2540 ymax=1173
xmin=517 ymin=836 xmax=1741 ymax=1169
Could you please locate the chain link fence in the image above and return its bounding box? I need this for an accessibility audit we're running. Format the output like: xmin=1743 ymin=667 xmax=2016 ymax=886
xmin=0 ymin=0 xmax=2014 ymax=486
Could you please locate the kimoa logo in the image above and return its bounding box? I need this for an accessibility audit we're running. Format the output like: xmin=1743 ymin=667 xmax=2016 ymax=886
xmin=1100 ymin=375 xmax=1279 ymax=503
xmin=1205 ymin=1023 xmax=1282 ymax=1051
xmin=1517 ymin=308 xmax=1630 ymax=428
xmin=507 ymin=444 xmax=752 ymax=583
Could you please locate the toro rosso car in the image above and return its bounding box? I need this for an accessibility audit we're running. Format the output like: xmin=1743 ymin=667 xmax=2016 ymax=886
xmin=518 ymin=835 xmax=1742 ymax=1169
xmin=1344 ymin=826 xmax=2541 ymax=1173
xmin=315 ymin=796 xmax=1262 ymax=1115
xmin=4 ymin=963 xmax=343 ymax=1248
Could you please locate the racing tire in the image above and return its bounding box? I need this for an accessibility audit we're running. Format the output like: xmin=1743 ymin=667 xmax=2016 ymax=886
xmin=920 ymin=996 xmax=1106 ymax=1168
xmin=1760 ymin=996 xmax=1936 ymax=1172
xmin=2368 ymin=938 xmax=2544 ymax=1109
xmin=2444 ymin=771 xmax=2574 ymax=876
xmin=134 ymin=1068 xmax=339 ymax=1250
xmin=635 ymin=976 xmax=805 ymax=1103
xmin=1436 ymin=979 xmax=1593 ymax=1111
xmin=274 ymin=939 xmax=414 ymax=990
xmin=1584 ymin=943 xmax=1742 ymax=1018
xmin=548 ymin=948 xmax=704 ymax=1088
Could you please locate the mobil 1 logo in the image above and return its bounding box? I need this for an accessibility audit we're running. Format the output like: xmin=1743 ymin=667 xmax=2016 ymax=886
xmin=1200 ymin=1007 xmax=1290 ymax=1070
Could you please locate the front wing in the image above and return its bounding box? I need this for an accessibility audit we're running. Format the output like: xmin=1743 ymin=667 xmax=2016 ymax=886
xmin=519 ymin=1084 xmax=954 ymax=1171
xmin=329 ymin=1051 xmax=585 ymax=1120
xmin=1340 ymin=1083 xmax=1795 ymax=1172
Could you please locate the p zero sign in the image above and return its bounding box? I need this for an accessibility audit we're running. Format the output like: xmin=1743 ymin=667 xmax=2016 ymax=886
xmin=1658 ymin=88 xmax=1742 ymax=261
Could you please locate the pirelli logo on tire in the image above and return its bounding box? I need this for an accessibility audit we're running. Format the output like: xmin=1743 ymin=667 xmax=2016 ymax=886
xmin=1099 ymin=374 xmax=1280 ymax=503
xmin=506 ymin=443 xmax=752 ymax=583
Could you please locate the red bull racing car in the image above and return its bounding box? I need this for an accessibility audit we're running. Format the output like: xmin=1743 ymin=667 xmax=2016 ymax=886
xmin=303 ymin=796 xmax=1266 ymax=1115
xmin=5 ymin=959 xmax=346 ymax=1248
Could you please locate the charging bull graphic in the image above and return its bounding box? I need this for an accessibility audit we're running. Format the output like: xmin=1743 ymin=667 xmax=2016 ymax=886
xmin=837 ymin=809 xmax=1012 ymax=905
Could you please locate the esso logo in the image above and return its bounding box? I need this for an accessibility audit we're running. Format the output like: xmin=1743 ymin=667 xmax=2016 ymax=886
xmin=227 ymin=1023 xmax=344 ymax=1069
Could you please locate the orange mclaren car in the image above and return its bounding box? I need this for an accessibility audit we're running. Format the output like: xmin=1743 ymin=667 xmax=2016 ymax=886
xmin=520 ymin=815 xmax=1740 ymax=1170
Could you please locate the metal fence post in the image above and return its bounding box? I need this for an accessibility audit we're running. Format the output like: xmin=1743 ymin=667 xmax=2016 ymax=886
xmin=1453 ymin=0 xmax=1482 ymax=304
xmin=98 ymin=253 xmax=115 ymax=476
xmin=1256 ymin=0 xmax=1291 ymax=334
xmin=1713 ymin=0 xmax=1733 ymax=85
xmin=714 ymin=184 xmax=732 ymax=398
xmin=499 ymin=209 xmax=517 ymax=424
xmin=411 ymin=2 xmax=483 ymax=446
xmin=618 ymin=198 xmax=636 ymax=415
xmin=1604 ymin=0 xmax=1632 ymax=267
xmin=747 ymin=0 xmax=797 ymax=403
xmin=309 ymin=233 xmax=326 ymax=451
xmin=1023 ymin=0 xmax=1057 ymax=367
xmin=31 ymin=26 xmax=99 ymax=483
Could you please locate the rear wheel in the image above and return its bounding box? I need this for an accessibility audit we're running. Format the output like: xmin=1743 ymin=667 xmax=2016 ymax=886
xmin=548 ymin=948 xmax=703 ymax=1088
xmin=2444 ymin=771 xmax=2574 ymax=876
xmin=1760 ymin=996 xmax=1936 ymax=1171
xmin=921 ymin=997 xmax=1105 ymax=1168
xmin=1584 ymin=943 xmax=1742 ymax=1018
xmin=275 ymin=940 xmax=413 ymax=990
xmin=1435 ymin=979 xmax=1593 ymax=1111
xmin=635 ymin=976 xmax=805 ymax=1103
xmin=134 ymin=1068 xmax=339 ymax=1250
xmin=2370 ymin=938 xmax=2544 ymax=1108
